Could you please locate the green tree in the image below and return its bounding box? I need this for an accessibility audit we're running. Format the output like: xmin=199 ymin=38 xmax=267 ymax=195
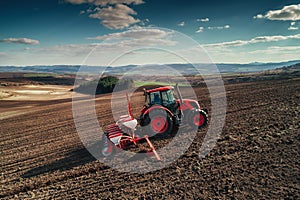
xmin=75 ymin=76 xmax=133 ymax=95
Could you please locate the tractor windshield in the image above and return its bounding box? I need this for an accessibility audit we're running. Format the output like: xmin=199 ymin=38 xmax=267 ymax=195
xmin=161 ymin=89 xmax=177 ymax=111
xmin=161 ymin=89 xmax=176 ymax=104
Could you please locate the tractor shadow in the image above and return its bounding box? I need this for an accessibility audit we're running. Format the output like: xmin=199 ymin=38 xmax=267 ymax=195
xmin=139 ymin=124 xmax=196 ymax=142
xmin=22 ymin=142 xmax=102 ymax=179
xmin=123 ymin=125 xmax=197 ymax=162
xmin=22 ymin=126 xmax=199 ymax=177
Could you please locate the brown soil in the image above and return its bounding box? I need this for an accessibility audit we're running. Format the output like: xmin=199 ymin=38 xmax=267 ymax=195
xmin=0 ymin=78 xmax=299 ymax=199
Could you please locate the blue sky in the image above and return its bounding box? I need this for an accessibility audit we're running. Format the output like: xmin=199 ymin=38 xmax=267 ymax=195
xmin=0 ymin=0 xmax=299 ymax=66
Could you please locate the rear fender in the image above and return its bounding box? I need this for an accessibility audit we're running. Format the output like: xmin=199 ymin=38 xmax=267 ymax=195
xmin=177 ymin=99 xmax=200 ymax=111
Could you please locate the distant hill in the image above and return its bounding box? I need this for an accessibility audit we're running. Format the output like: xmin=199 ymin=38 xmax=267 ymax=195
xmin=0 ymin=65 xmax=106 ymax=74
xmin=215 ymin=60 xmax=300 ymax=73
xmin=279 ymin=63 xmax=300 ymax=71
xmin=0 ymin=60 xmax=299 ymax=75
xmin=222 ymin=63 xmax=300 ymax=84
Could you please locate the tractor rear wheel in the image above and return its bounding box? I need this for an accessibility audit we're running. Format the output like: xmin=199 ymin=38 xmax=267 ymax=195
xmin=188 ymin=109 xmax=208 ymax=129
xmin=144 ymin=109 xmax=173 ymax=136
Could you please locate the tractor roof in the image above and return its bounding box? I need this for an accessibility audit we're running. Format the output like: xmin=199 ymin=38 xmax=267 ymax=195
xmin=146 ymin=86 xmax=174 ymax=93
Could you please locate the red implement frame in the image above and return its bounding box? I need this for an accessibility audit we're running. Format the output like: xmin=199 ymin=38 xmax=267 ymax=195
xmin=104 ymin=92 xmax=161 ymax=160
xmin=144 ymin=135 xmax=161 ymax=160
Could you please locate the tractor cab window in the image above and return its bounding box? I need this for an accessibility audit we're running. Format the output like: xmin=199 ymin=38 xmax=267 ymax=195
xmin=161 ymin=89 xmax=176 ymax=106
xmin=149 ymin=91 xmax=161 ymax=105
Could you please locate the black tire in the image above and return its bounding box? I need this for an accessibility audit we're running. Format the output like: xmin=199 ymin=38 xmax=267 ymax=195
xmin=143 ymin=109 xmax=173 ymax=137
xmin=187 ymin=109 xmax=208 ymax=129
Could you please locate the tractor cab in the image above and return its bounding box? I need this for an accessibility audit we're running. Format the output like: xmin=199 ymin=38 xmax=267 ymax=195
xmin=144 ymin=86 xmax=178 ymax=112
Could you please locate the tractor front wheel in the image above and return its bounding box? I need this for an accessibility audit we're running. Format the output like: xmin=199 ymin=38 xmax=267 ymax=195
xmin=187 ymin=109 xmax=208 ymax=129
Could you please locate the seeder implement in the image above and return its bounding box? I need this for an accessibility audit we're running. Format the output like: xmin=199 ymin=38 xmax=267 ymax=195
xmin=102 ymin=94 xmax=161 ymax=160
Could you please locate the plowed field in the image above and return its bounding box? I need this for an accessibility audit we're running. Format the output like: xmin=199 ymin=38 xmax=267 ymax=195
xmin=1 ymin=78 xmax=299 ymax=199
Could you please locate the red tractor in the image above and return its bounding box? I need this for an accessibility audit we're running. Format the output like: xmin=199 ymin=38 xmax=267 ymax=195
xmin=139 ymin=84 xmax=208 ymax=136
xmin=101 ymin=84 xmax=208 ymax=159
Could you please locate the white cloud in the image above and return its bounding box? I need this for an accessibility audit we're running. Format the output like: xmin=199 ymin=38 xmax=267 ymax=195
xmin=65 ymin=0 xmax=144 ymax=6
xmin=33 ymin=29 xmax=176 ymax=58
xmin=65 ymin=0 xmax=86 ymax=4
xmin=174 ymin=43 xmax=300 ymax=64
xmin=207 ymin=25 xmax=230 ymax=30
xmin=204 ymin=40 xmax=247 ymax=48
xmin=65 ymin=0 xmax=144 ymax=29
xmin=253 ymin=14 xmax=264 ymax=19
xmin=87 ymin=28 xmax=172 ymax=40
xmin=204 ymin=34 xmax=300 ymax=48
xmin=288 ymin=26 xmax=299 ymax=30
xmin=139 ymin=18 xmax=150 ymax=26
xmin=195 ymin=25 xmax=230 ymax=33
xmin=197 ymin=18 xmax=209 ymax=22
xmin=177 ymin=21 xmax=185 ymax=27
xmin=250 ymin=35 xmax=289 ymax=43
xmin=196 ymin=27 xmax=204 ymax=33
xmin=0 ymin=52 xmax=8 ymax=57
xmin=288 ymin=21 xmax=299 ymax=30
xmin=118 ymin=38 xmax=176 ymax=47
xmin=248 ymin=46 xmax=300 ymax=55
xmin=0 ymin=38 xmax=40 ymax=45
xmin=187 ymin=43 xmax=300 ymax=64
xmin=268 ymin=46 xmax=300 ymax=51
xmin=0 ymin=27 xmax=178 ymax=66
xmin=254 ymin=4 xmax=300 ymax=21
xmin=89 ymin=4 xmax=140 ymax=29
xmin=1 ymin=36 xmax=177 ymax=66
